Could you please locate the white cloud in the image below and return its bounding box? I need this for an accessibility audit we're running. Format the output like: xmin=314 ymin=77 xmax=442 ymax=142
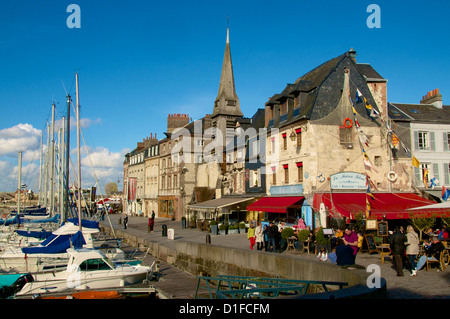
xmin=0 ymin=123 xmax=42 ymax=155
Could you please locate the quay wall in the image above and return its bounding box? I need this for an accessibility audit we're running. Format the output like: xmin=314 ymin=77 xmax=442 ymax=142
xmin=100 ymin=226 xmax=386 ymax=299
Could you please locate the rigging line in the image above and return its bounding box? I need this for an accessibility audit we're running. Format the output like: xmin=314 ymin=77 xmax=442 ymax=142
xmin=70 ymin=102 xmax=106 ymax=200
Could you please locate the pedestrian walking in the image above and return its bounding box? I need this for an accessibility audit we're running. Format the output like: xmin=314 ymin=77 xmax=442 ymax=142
xmin=405 ymin=225 xmax=420 ymax=276
xmin=148 ymin=210 xmax=155 ymax=232
xmin=265 ymin=221 xmax=277 ymax=252
xmin=390 ymin=226 xmax=407 ymax=276
xmin=123 ymin=215 xmax=128 ymax=230
xmin=248 ymin=222 xmax=256 ymax=250
xmin=255 ymin=221 xmax=264 ymax=251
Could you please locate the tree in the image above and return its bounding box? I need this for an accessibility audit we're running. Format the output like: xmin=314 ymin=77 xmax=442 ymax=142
xmin=104 ymin=182 xmax=118 ymax=196
xmin=409 ymin=213 xmax=436 ymax=241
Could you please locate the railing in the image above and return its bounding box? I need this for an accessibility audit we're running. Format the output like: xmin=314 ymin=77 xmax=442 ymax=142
xmin=195 ymin=275 xmax=348 ymax=299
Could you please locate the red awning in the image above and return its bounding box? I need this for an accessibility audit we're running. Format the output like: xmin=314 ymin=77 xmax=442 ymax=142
xmin=247 ymin=196 xmax=305 ymax=213
xmin=313 ymin=192 xmax=448 ymax=220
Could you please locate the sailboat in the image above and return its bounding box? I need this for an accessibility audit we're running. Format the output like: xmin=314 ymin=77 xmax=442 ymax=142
xmin=15 ymin=248 xmax=154 ymax=297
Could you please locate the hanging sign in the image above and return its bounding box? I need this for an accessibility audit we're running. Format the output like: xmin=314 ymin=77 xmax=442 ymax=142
xmin=330 ymin=172 xmax=366 ymax=190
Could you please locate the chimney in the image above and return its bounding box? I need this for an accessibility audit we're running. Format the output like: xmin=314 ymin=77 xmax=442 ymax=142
xmin=167 ymin=113 xmax=190 ymax=133
xmin=420 ymin=88 xmax=443 ymax=109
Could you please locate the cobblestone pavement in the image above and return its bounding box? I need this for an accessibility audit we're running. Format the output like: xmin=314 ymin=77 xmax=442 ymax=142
xmin=101 ymin=214 xmax=450 ymax=299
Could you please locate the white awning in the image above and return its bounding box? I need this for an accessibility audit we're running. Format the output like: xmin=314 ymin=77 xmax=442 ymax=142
xmin=188 ymin=197 xmax=254 ymax=211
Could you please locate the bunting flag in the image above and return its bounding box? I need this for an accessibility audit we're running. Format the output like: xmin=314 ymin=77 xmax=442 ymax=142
xmin=391 ymin=133 xmax=399 ymax=148
xmin=356 ymin=89 xmax=363 ymax=104
xmin=412 ymin=156 xmax=420 ymax=168
xmin=364 ymin=97 xmax=372 ymax=110
xmin=442 ymin=186 xmax=450 ymax=201
xmin=370 ymin=107 xmax=381 ymax=118
xmin=366 ymin=184 xmax=375 ymax=200
xmin=401 ymin=142 xmax=411 ymax=157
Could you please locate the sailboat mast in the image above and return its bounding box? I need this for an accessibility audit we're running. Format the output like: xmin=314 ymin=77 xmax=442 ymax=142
xmin=50 ymin=103 xmax=56 ymax=217
xmin=76 ymin=73 xmax=82 ymax=231
xmin=38 ymin=132 xmax=43 ymax=206
xmin=64 ymin=95 xmax=71 ymax=224
xmin=17 ymin=151 xmax=22 ymax=218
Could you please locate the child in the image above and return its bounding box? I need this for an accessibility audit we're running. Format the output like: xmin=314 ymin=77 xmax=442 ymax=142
xmin=317 ymin=247 xmax=328 ymax=262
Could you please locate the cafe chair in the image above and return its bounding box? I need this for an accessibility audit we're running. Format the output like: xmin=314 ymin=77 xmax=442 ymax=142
xmin=302 ymin=240 xmax=310 ymax=255
xmin=426 ymin=250 xmax=445 ymax=271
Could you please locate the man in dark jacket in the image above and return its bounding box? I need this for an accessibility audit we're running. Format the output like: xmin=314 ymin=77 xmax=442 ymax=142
xmin=390 ymin=227 xmax=407 ymax=276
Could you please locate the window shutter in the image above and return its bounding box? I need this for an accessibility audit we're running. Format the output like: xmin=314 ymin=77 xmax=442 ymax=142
xmin=414 ymin=167 xmax=421 ymax=184
xmin=444 ymin=133 xmax=449 ymax=151
xmin=433 ymin=163 xmax=439 ymax=185
xmin=445 ymin=164 xmax=450 ymax=185
xmin=430 ymin=131 xmax=435 ymax=151
xmin=414 ymin=131 xmax=419 ymax=150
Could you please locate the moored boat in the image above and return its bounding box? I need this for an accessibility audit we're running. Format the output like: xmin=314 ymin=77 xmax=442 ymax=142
xmin=15 ymin=248 xmax=153 ymax=296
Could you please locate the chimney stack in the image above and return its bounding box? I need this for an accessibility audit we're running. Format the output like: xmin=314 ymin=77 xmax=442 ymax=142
xmin=420 ymin=88 xmax=443 ymax=109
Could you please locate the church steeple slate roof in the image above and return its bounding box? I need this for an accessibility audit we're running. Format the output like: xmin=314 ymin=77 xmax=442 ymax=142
xmin=212 ymin=26 xmax=243 ymax=118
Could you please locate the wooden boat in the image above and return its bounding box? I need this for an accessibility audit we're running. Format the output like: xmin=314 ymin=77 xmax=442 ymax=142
xmin=42 ymin=290 xmax=123 ymax=299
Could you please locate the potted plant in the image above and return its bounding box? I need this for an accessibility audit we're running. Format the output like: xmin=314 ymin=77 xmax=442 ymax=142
xmin=296 ymin=229 xmax=311 ymax=251
xmin=315 ymin=227 xmax=331 ymax=253
xmin=189 ymin=216 xmax=196 ymax=228
xmin=228 ymin=224 xmax=239 ymax=234
xmin=210 ymin=220 xmax=218 ymax=235
xmin=239 ymin=222 xmax=246 ymax=234
xmin=219 ymin=223 xmax=227 ymax=235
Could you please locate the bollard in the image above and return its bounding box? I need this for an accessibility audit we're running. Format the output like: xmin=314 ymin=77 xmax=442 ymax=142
xmin=162 ymin=224 xmax=167 ymax=237
xmin=118 ymin=217 xmax=122 ymax=225
xmin=206 ymin=234 xmax=211 ymax=244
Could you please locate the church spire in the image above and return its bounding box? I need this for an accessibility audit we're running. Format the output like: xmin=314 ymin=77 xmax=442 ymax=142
xmin=212 ymin=23 xmax=243 ymax=118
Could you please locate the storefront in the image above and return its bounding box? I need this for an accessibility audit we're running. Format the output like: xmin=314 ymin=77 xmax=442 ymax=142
xmin=246 ymin=196 xmax=306 ymax=224
xmin=187 ymin=196 xmax=255 ymax=224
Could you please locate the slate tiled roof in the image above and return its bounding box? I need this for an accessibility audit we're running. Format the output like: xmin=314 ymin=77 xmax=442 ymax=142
xmin=389 ymin=103 xmax=450 ymax=124
xmin=266 ymin=49 xmax=383 ymax=127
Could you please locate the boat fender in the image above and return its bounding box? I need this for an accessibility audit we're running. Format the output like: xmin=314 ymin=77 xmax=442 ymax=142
xmin=387 ymin=171 xmax=397 ymax=182
xmin=317 ymin=173 xmax=326 ymax=183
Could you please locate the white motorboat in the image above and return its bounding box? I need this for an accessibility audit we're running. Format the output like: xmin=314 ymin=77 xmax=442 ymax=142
xmin=15 ymin=248 xmax=153 ymax=296
xmin=0 ymin=219 xmax=123 ymax=273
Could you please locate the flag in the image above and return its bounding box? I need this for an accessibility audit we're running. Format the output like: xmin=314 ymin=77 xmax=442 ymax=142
xmin=442 ymin=186 xmax=450 ymax=201
xmin=356 ymin=89 xmax=363 ymax=103
xmin=391 ymin=133 xmax=399 ymax=147
xmin=401 ymin=142 xmax=411 ymax=157
xmin=412 ymin=156 xmax=420 ymax=168
xmin=352 ymin=105 xmax=358 ymax=117
xmin=366 ymin=184 xmax=375 ymax=201
xmin=429 ymin=176 xmax=439 ymax=188
xmin=423 ymin=169 xmax=429 ymax=188
xmin=364 ymin=158 xmax=378 ymax=172
xmin=364 ymin=97 xmax=372 ymax=110
xmin=370 ymin=107 xmax=381 ymax=118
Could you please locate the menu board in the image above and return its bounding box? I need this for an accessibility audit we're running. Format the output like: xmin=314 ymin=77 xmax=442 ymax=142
xmin=377 ymin=221 xmax=388 ymax=237
xmin=364 ymin=235 xmax=378 ymax=253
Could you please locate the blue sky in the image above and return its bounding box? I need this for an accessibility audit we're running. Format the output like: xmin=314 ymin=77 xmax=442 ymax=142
xmin=1 ymin=0 xmax=449 ymax=193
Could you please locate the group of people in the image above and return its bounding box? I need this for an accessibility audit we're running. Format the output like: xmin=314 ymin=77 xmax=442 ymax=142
xmin=245 ymin=221 xmax=362 ymax=268
xmin=246 ymin=221 xmax=278 ymax=252
xmin=390 ymin=225 xmax=447 ymax=276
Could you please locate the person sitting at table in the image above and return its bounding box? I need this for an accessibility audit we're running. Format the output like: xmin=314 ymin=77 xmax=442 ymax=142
xmin=438 ymin=227 xmax=449 ymax=241
xmin=335 ymin=238 xmax=355 ymax=266
xmin=415 ymin=236 xmax=445 ymax=272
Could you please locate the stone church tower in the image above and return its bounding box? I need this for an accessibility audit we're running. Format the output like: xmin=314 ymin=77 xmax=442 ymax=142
xmin=211 ymin=27 xmax=244 ymax=147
